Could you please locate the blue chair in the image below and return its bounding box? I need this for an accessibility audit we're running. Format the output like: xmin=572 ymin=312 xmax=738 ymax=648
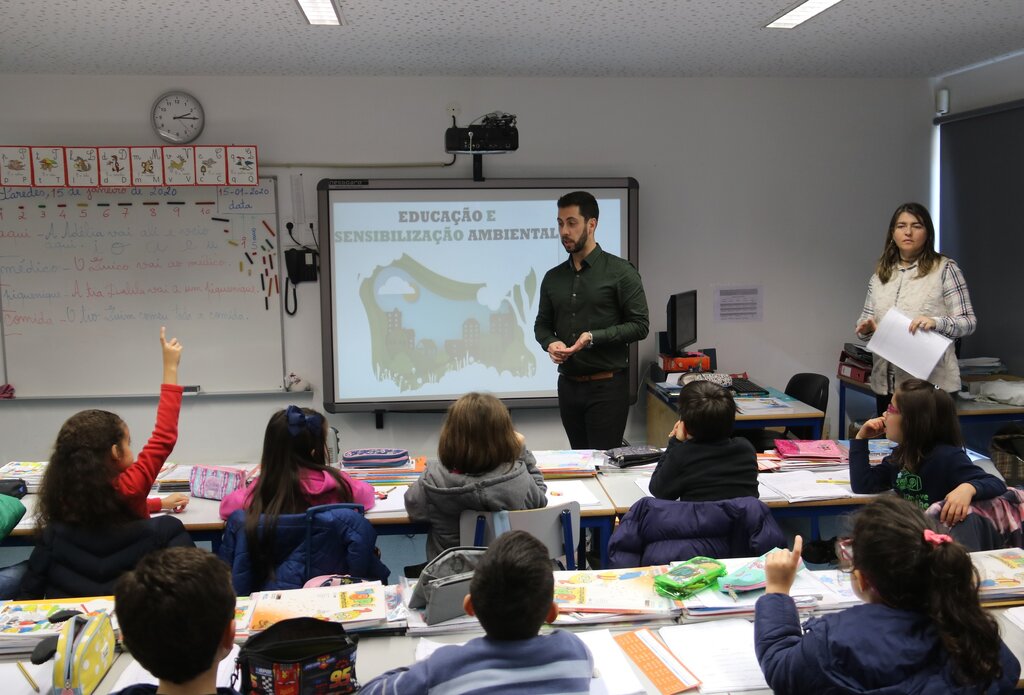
xmin=218 ymin=503 xmax=390 ymax=595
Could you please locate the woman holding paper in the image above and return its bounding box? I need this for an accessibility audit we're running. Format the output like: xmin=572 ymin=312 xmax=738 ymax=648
xmin=855 ymin=202 xmax=976 ymax=414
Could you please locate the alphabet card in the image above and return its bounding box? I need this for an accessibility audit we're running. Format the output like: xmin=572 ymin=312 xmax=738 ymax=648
xmin=131 ymin=146 xmax=164 ymax=186
xmin=163 ymin=146 xmax=196 ymax=186
xmin=99 ymin=147 xmax=130 ymax=186
xmin=227 ymin=145 xmax=258 ymax=185
xmin=64 ymin=147 xmax=99 ymax=187
xmin=194 ymin=145 xmax=226 ymax=186
xmin=31 ymin=146 xmax=66 ymax=186
xmin=0 ymin=146 xmax=31 ymax=186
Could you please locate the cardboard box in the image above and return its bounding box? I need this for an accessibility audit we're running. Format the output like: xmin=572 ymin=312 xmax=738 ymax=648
xmin=660 ymin=353 xmax=711 ymax=372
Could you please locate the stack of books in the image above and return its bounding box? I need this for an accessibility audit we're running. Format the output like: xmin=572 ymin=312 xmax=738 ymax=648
xmin=0 ymin=597 xmax=116 ymax=656
xmin=342 ymin=456 xmax=427 ymax=486
xmin=239 ymin=581 xmax=400 ymax=634
xmin=973 ymin=548 xmax=1024 ymax=605
xmin=533 ymin=450 xmax=601 ymax=478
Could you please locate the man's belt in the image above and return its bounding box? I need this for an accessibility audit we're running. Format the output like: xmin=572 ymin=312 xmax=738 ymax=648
xmin=563 ymin=370 xmax=620 ymax=382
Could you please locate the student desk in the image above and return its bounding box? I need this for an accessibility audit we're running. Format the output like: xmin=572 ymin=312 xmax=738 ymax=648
xmin=6 ymin=477 xmax=619 ymax=568
xmin=646 ymin=381 xmax=825 ymax=446
xmin=838 ymin=374 xmax=1024 ymax=433
xmin=597 ymin=470 xmax=871 ymax=541
xmin=84 ymin=609 xmax=1024 ymax=694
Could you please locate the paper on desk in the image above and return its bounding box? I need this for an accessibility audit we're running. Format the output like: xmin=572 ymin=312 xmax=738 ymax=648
xmin=635 ymin=476 xmax=652 ymax=497
xmin=113 ymin=644 xmax=240 ymax=691
xmin=0 ymin=659 xmax=49 ymax=695
xmin=546 ymin=479 xmax=601 ymax=507
xmin=368 ymin=485 xmax=409 ymax=514
xmin=867 ymin=307 xmax=951 ymax=380
xmin=659 ymin=619 xmax=768 ymax=692
xmin=578 ymin=629 xmax=646 ymax=695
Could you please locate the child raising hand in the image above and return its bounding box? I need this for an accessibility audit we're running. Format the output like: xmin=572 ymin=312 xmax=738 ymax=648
xmin=755 ymin=497 xmax=1019 ymax=693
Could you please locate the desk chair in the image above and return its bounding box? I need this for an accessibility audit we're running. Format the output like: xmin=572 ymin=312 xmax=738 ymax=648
xmin=740 ymin=372 xmax=830 ymax=452
xmin=458 ymin=502 xmax=581 ymax=570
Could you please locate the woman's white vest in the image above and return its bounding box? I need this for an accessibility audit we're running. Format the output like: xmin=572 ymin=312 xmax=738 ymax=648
xmin=868 ymin=257 xmax=960 ymax=394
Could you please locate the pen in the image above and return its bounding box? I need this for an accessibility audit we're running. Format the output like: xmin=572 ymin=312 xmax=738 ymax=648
xmin=374 ymin=486 xmax=395 ymax=500
xmin=16 ymin=662 xmax=39 ymax=693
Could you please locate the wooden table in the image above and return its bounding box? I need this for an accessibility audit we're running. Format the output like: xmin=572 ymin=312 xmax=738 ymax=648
xmin=646 ymin=381 xmax=825 ymax=446
xmin=838 ymin=374 xmax=1024 ymax=433
xmin=6 ymin=477 xmax=620 ymax=568
xmin=598 ymin=470 xmax=871 ymax=541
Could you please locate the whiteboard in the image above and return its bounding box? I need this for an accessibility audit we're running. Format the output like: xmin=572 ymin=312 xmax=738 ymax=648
xmin=0 ymin=179 xmax=285 ymax=397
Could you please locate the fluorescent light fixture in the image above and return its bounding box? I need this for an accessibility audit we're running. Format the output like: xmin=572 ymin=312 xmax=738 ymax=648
xmin=766 ymin=0 xmax=845 ymax=29
xmin=295 ymin=0 xmax=345 ymax=26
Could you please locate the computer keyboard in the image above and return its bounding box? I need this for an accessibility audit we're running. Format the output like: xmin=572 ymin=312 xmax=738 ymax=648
xmin=729 ymin=377 xmax=769 ymax=396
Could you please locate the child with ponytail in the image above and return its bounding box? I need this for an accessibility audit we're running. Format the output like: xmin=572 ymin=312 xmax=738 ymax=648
xmin=755 ymin=496 xmax=1019 ymax=694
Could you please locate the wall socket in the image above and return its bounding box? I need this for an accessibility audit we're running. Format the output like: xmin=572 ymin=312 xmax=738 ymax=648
xmin=446 ymin=102 xmax=461 ymax=118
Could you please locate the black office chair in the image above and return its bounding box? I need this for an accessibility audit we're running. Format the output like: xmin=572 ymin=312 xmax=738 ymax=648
xmin=738 ymin=372 xmax=830 ymax=452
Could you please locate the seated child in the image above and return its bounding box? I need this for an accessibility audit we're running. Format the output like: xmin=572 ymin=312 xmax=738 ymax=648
xmin=755 ymin=496 xmax=1020 ymax=694
xmin=361 ymin=530 xmax=594 ymax=694
xmin=649 ymin=380 xmax=758 ymax=501
xmin=218 ymin=406 xmax=383 ymax=591
xmin=219 ymin=406 xmax=374 ymax=520
xmin=850 ymin=378 xmax=1005 ymax=545
xmin=112 ymin=547 xmax=238 ymax=695
xmin=20 ymin=328 xmax=194 ymax=598
xmin=405 ymin=392 xmax=547 ymax=560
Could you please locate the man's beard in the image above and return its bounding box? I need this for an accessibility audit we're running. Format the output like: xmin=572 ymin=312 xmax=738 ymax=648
xmin=565 ymin=228 xmax=589 ymax=254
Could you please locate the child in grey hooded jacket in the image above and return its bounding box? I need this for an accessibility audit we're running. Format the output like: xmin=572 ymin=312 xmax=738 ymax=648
xmin=405 ymin=392 xmax=547 ymax=560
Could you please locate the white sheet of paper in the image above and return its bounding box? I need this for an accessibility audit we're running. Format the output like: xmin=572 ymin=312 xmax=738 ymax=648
xmin=867 ymin=307 xmax=952 ymax=380
xmin=634 ymin=476 xmax=652 ymax=497
xmin=368 ymin=485 xmax=409 ymax=514
xmin=113 ymin=644 xmax=240 ymax=691
xmin=659 ymin=619 xmax=768 ymax=692
xmin=577 ymin=629 xmax=646 ymax=695
xmin=546 ymin=479 xmax=601 ymax=507
xmin=0 ymin=660 xmax=50 ymax=695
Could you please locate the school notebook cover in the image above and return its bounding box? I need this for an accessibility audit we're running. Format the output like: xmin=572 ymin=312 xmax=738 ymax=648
xmin=773 ymin=439 xmax=846 ymax=461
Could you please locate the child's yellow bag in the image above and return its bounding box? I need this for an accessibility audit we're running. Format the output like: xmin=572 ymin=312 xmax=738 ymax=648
xmin=52 ymin=612 xmax=116 ymax=695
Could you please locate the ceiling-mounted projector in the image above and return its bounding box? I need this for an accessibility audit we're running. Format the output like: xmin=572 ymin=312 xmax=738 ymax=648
xmin=445 ymin=112 xmax=518 ymax=154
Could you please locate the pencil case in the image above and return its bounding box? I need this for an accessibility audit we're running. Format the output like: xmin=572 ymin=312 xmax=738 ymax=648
xmin=653 ymin=556 xmax=726 ymax=600
xmin=341 ymin=448 xmax=409 ymax=468
xmin=52 ymin=612 xmax=116 ymax=695
xmin=190 ymin=464 xmax=253 ymax=500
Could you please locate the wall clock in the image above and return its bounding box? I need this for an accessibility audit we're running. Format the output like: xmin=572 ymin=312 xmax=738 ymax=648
xmin=151 ymin=91 xmax=205 ymax=144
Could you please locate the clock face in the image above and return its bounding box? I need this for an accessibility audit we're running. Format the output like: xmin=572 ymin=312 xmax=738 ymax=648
xmin=151 ymin=91 xmax=205 ymax=144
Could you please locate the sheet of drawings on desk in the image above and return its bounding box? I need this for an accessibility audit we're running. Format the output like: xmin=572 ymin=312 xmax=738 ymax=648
xmin=735 ymin=397 xmax=793 ymax=414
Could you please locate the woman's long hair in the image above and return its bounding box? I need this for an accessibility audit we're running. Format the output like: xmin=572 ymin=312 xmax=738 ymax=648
xmin=437 ymin=392 xmax=521 ymax=475
xmin=890 ymin=379 xmax=963 ymax=473
xmin=244 ymin=407 xmax=352 ymax=586
xmin=876 ymin=202 xmax=942 ymax=283
xmin=36 ymin=409 xmax=136 ymax=530
xmin=851 ymin=496 xmax=1003 ymax=687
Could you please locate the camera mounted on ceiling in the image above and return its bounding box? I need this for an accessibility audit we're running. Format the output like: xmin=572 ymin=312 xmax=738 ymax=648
xmin=445 ymin=111 xmax=518 ymax=182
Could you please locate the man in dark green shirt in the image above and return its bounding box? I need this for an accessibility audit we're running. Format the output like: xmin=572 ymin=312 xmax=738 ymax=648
xmin=534 ymin=191 xmax=649 ymax=449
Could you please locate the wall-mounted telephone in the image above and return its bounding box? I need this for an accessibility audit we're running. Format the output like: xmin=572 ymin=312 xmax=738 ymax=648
xmin=285 ymin=248 xmax=319 ymax=284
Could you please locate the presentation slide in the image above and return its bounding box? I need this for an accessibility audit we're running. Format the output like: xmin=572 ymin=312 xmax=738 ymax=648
xmin=319 ymin=180 xmax=636 ymax=411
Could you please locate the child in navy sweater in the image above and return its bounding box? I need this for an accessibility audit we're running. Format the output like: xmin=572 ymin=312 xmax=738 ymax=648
xmin=361 ymin=531 xmax=593 ymax=695
xmin=755 ymin=496 xmax=1019 ymax=693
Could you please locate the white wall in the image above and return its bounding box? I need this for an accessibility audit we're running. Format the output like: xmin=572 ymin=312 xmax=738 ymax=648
xmin=0 ymin=74 xmax=932 ymax=464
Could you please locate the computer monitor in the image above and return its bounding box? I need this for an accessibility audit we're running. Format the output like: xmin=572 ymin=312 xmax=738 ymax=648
xmin=667 ymin=290 xmax=697 ymax=356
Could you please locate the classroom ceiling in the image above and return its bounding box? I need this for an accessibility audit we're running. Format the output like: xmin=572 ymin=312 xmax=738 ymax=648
xmin=3 ymin=0 xmax=1024 ymax=78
